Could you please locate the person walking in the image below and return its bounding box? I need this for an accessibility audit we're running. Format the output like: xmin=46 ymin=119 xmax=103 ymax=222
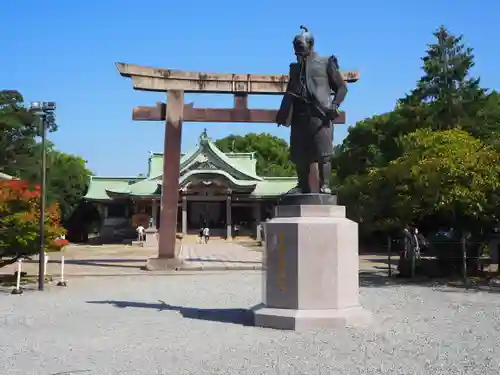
xmin=136 ymin=224 xmax=145 ymax=242
xmin=198 ymin=227 xmax=204 ymax=244
xmin=203 ymin=226 xmax=210 ymax=244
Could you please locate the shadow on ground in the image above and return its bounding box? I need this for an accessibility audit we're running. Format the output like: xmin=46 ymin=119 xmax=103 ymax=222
xmin=61 ymin=259 xmax=145 ymax=270
xmin=236 ymin=241 xmax=263 ymax=251
xmin=86 ymin=300 xmax=254 ymax=326
xmin=85 ymin=274 xmax=500 ymax=327
xmin=185 ymin=258 xmax=260 ymax=264
xmin=52 ymin=258 xmax=260 ymax=269
xmin=22 ymin=258 xmax=146 ymax=271
xmin=85 ymin=238 xmax=128 ymax=246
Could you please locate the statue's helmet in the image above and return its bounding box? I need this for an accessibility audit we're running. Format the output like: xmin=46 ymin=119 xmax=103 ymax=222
xmin=293 ymin=25 xmax=314 ymax=56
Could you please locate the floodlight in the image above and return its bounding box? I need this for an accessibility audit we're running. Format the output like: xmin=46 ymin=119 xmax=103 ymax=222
xmin=29 ymin=101 xmax=42 ymax=111
xmin=43 ymin=102 xmax=56 ymax=111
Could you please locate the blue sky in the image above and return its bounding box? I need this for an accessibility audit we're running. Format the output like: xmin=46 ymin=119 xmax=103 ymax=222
xmin=2 ymin=0 xmax=498 ymax=176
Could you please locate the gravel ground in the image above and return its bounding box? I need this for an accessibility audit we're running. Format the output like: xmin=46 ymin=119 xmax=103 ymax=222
xmin=1 ymin=272 xmax=500 ymax=375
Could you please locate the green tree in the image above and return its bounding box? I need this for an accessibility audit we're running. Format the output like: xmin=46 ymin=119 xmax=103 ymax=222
xmin=400 ymin=25 xmax=486 ymax=132
xmin=48 ymin=149 xmax=92 ymax=222
xmin=335 ymin=26 xmax=489 ymax=182
xmin=466 ymin=91 xmax=500 ymax=145
xmin=334 ymin=112 xmax=398 ymax=179
xmin=0 ymin=90 xmax=60 ymax=178
xmin=334 ymin=26 xmax=500 ymax=232
xmin=1 ymin=89 xmax=92 ymax=223
xmin=347 ymin=129 xmax=500 ymax=236
xmin=20 ymin=142 xmax=92 ymax=222
xmin=0 ymin=90 xmax=37 ymax=177
xmin=215 ymin=133 xmax=295 ymax=176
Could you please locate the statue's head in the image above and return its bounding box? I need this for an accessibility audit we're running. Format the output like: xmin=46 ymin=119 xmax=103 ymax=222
xmin=293 ymin=25 xmax=314 ymax=57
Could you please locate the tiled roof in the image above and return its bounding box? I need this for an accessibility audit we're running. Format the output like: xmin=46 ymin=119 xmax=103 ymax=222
xmin=84 ymin=131 xmax=296 ymax=200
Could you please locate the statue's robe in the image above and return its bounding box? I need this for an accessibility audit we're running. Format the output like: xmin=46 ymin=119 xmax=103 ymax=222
xmin=276 ymin=53 xmax=347 ymax=164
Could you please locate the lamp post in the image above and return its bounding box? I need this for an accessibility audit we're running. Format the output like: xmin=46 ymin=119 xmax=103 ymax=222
xmin=28 ymin=101 xmax=56 ymax=291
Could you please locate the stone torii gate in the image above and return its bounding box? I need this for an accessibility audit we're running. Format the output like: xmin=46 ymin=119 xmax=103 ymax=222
xmin=116 ymin=62 xmax=360 ymax=270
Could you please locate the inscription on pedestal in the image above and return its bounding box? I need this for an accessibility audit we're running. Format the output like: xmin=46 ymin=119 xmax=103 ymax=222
xmin=278 ymin=232 xmax=286 ymax=291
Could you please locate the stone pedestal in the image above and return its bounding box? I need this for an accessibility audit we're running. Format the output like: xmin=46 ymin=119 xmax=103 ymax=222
xmin=144 ymin=228 xmax=185 ymax=271
xmin=252 ymin=194 xmax=371 ymax=331
xmin=145 ymin=255 xmax=184 ymax=271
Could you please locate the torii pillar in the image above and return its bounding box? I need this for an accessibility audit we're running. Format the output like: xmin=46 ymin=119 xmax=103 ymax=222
xmin=115 ymin=62 xmax=359 ymax=270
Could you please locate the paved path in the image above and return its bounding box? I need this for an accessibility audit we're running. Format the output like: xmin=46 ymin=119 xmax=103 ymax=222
xmin=0 ymin=242 xmax=396 ymax=277
xmin=1 ymin=273 xmax=499 ymax=374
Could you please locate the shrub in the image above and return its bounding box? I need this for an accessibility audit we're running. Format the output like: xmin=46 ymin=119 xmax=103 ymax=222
xmin=0 ymin=180 xmax=66 ymax=267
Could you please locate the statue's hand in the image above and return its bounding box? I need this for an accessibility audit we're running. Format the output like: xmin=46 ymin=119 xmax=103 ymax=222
xmin=327 ymin=105 xmax=340 ymax=121
xmin=276 ymin=113 xmax=291 ymax=127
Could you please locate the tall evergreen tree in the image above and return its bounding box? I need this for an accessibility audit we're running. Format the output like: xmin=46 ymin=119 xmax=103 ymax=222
xmin=400 ymin=26 xmax=486 ymax=131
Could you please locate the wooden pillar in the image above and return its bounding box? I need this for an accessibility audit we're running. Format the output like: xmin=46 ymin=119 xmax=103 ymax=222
xmin=182 ymin=195 xmax=187 ymax=235
xmin=151 ymin=199 xmax=158 ymax=229
xmin=254 ymin=203 xmax=262 ymax=241
xmin=96 ymin=204 xmax=105 ymax=236
xmin=158 ymin=90 xmax=184 ymax=259
xmin=226 ymin=195 xmax=232 ymax=240
xmin=96 ymin=204 xmax=104 ymax=219
xmin=99 ymin=204 xmax=109 ymax=232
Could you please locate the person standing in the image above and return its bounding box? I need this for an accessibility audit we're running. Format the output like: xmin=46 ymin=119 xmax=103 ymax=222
xmin=136 ymin=224 xmax=145 ymax=242
xmin=399 ymin=225 xmax=428 ymax=277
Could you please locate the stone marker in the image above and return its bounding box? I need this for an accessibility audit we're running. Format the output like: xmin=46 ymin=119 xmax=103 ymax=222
xmin=252 ymin=194 xmax=371 ymax=330
xmin=144 ymin=227 xmax=158 ymax=248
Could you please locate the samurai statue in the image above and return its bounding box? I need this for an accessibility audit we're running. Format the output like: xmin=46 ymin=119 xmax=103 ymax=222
xmin=276 ymin=25 xmax=348 ymax=194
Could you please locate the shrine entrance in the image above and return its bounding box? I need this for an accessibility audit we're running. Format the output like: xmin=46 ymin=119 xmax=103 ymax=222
xmin=116 ymin=62 xmax=359 ymax=268
xmin=189 ymin=201 xmax=223 ymax=228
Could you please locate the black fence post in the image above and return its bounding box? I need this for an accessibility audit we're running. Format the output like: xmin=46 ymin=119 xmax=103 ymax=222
xmin=387 ymin=235 xmax=392 ymax=277
xmin=410 ymin=245 xmax=416 ymax=279
xmin=462 ymin=236 xmax=468 ymax=287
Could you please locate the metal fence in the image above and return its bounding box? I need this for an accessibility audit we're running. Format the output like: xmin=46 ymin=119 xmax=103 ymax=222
xmin=384 ymin=236 xmax=497 ymax=281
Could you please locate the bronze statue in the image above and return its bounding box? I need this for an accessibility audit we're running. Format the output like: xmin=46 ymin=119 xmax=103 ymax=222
xmin=277 ymin=26 xmax=348 ymax=194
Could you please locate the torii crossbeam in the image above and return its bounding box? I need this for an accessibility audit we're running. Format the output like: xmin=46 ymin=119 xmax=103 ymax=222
xmin=132 ymin=94 xmax=346 ymax=124
xmin=115 ymin=62 xmax=360 ymax=270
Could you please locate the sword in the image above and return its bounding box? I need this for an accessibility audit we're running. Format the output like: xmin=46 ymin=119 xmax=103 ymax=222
xmin=288 ymin=92 xmax=339 ymax=120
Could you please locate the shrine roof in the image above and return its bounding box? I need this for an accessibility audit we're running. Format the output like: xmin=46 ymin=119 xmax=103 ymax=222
xmin=177 ymin=130 xmax=261 ymax=181
xmin=147 ymin=130 xmax=261 ymax=181
xmin=105 ymin=178 xmax=160 ymax=198
xmin=84 ymin=174 xmax=297 ymax=200
xmin=83 ymin=176 xmax=145 ymax=201
xmin=251 ymin=177 xmax=297 ymax=197
xmin=178 ymin=169 xmax=258 ymax=191
xmin=83 ymin=131 xmax=298 ymax=201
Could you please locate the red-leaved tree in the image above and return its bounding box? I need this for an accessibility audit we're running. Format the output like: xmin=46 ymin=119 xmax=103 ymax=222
xmin=0 ymin=180 xmax=66 ymax=268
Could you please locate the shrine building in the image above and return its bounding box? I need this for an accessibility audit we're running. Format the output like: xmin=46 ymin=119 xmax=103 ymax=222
xmin=84 ymin=131 xmax=297 ymax=239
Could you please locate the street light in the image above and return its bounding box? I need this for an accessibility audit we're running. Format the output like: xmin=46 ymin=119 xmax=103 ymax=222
xmin=28 ymin=101 xmax=56 ymax=291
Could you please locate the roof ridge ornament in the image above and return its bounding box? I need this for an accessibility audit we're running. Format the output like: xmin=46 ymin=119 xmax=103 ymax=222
xmin=199 ymin=128 xmax=210 ymax=144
